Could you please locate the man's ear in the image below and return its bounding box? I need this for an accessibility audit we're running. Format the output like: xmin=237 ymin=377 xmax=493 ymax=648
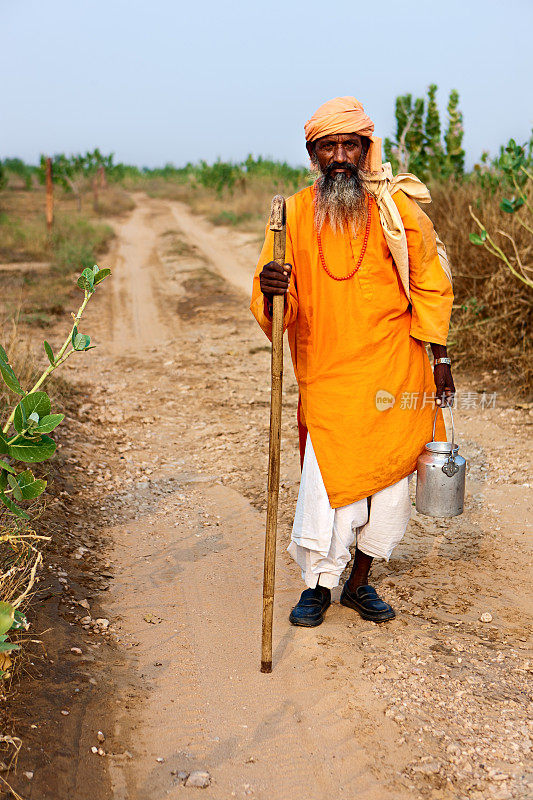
xmin=306 ymin=141 xmax=316 ymax=161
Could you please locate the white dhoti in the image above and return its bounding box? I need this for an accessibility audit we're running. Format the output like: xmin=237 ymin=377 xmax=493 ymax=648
xmin=288 ymin=436 xmax=412 ymax=589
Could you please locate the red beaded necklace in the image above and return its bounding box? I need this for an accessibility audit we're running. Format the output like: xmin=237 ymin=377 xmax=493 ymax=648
xmin=316 ymin=194 xmax=373 ymax=281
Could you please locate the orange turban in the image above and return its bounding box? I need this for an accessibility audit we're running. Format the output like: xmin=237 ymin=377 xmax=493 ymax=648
xmin=304 ymin=96 xmax=382 ymax=172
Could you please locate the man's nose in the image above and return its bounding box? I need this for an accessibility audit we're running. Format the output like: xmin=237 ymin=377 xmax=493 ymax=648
xmin=333 ymin=143 xmax=347 ymax=162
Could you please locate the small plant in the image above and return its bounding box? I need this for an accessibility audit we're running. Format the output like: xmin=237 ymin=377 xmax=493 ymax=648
xmin=0 ymin=264 xmax=111 ymax=520
xmin=469 ymin=137 xmax=532 ymax=289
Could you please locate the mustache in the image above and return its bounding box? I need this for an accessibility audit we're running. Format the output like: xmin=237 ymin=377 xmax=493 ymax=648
xmin=323 ymin=161 xmax=360 ymax=178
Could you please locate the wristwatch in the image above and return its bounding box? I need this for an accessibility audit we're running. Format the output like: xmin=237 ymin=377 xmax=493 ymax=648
xmin=433 ymin=357 xmax=452 ymax=367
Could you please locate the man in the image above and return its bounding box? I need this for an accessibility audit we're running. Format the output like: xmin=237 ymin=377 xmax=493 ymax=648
xmin=250 ymin=97 xmax=454 ymax=627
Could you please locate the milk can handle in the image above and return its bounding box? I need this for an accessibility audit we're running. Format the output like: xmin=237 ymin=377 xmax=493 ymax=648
xmin=432 ymin=404 xmax=455 ymax=449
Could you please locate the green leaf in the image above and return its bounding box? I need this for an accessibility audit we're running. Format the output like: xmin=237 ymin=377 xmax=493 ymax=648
xmin=0 ymin=350 xmax=24 ymax=396
xmin=27 ymin=413 xmax=40 ymax=434
xmin=15 ymin=469 xmax=46 ymax=499
xmin=500 ymin=198 xmax=515 ymax=213
xmin=93 ymin=268 xmax=111 ymax=286
xmin=71 ymin=326 xmax=78 ymax=347
xmin=469 ymin=233 xmax=485 ymax=245
xmin=479 ymin=229 xmax=487 ymax=241
xmin=73 ymin=333 xmax=90 ymax=351
xmin=0 ymin=604 xmax=15 ymax=636
xmin=44 ymin=340 xmax=55 ymax=365
xmin=14 ymin=392 xmax=51 ymax=434
xmin=0 ymin=435 xmax=8 ymax=456
xmin=77 ymin=267 xmax=95 ymax=293
xmin=0 ymin=642 xmax=20 ymax=653
xmin=8 ymin=434 xmax=56 ymax=463
xmin=0 ymin=471 xmax=6 ymax=492
xmin=7 ymin=474 xmax=23 ymax=502
xmin=0 ymin=460 xmax=15 ymax=474
xmin=35 ymin=413 xmax=64 ymax=433
xmin=0 ymin=490 xmax=30 ymax=519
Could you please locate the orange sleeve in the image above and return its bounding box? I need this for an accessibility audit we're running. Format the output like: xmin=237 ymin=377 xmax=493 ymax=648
xmin=395 ymin=191 xmax=454 ymax=346
xmin=249 ymin=221 xmax=298 ymax=341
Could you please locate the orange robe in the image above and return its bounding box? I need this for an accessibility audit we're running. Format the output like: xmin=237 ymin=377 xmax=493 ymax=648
xmin=250 ymin=185 xmax=453 ymax=509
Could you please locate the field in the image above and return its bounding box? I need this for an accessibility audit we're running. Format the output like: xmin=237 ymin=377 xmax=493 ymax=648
xmin=0 ymin=159 xmax=531 ymax=800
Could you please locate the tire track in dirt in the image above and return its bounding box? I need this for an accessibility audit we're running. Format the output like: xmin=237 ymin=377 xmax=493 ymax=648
xmin=111 ymin=197 xmax=169 ymax=351
xmin=169 ymin=201 xmax=257 ymax=295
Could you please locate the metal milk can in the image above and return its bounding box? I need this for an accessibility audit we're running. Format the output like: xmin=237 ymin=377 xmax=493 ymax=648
xmin=416 ymin=406 xmax=466 ymax=517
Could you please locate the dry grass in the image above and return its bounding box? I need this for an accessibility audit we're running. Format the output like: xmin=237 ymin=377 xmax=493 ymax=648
xmin=428 ymin=180 xmax=532 ymax=394
xmin=0 ymin=187 xmax=115 ymax=332
xmin=94 ymin=186 xmax=135 ymax=217
xmin=0 ymin=189 xmax=114 ymax=269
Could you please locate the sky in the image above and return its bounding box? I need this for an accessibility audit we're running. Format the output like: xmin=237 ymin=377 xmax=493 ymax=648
xmin=2 ymin=0 xmax=532 ymax=169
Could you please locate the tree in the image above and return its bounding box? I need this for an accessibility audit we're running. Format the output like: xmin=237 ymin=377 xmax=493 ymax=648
xmin=444 ymin=89 xmax=465 ymax=177
xmin=425 ymin=84 xmax=444 ymax=178
xmin=38 ymin=150 xmax=119 ymax=211
xmin=384 ymin=94 xmax=427 ymax=177
xmin=385 ymin=85 xmax=465 ymax=182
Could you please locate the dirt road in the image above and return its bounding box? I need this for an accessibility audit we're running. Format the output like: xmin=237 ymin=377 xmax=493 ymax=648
xmin=12 ymin=194 xmax=532 ymax=800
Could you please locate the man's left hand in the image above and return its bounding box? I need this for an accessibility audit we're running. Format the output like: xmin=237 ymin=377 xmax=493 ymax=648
xmin=434 ymin=364 xmax=455 ymax=407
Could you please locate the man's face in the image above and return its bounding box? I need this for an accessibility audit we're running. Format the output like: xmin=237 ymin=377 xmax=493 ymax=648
xmin=308 ymin=132 xmax=367 ymax=234
xmin=307 ymin=133 xmax=364 ymax=175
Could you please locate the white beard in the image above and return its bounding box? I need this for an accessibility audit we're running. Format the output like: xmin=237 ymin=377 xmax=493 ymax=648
xmin=312 ymin=163 xmax=366 ymax=236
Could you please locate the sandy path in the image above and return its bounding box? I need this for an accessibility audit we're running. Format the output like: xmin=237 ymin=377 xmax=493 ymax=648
xmin=169 ymin=200 xmax=258 ymax=294
xmin=98 ymin=196 xmax=401 ymax=800
xmin=17 ymin=193 xmax=531 ymax=800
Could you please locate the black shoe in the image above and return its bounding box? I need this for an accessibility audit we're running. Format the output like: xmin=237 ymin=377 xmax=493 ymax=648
xmin=289 ymin=586 xmax=331 ymax=627
xmin=340 ymin=583 xmax=395 ymax=623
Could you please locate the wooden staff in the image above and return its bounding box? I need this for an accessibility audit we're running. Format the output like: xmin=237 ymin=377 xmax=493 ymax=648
xmin=261 ymin=195 xmax=286 ymax=674
xmin=45 ymin=157 xmax=53 ymax=232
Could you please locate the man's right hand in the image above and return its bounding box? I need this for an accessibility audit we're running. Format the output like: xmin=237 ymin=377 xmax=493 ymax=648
xmin=259 ymin=261 xmax=292 ymax=299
